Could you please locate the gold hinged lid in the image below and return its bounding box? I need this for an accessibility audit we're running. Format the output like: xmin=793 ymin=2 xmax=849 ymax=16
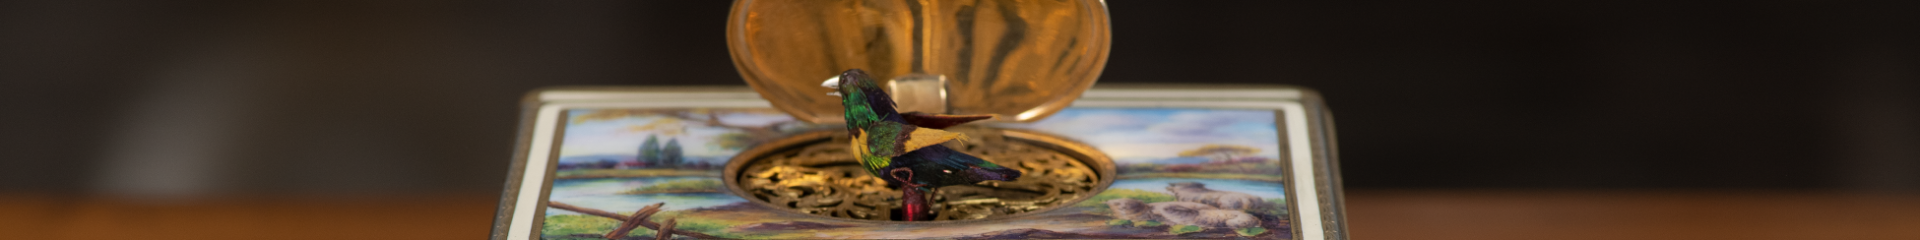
xmin=727 ymin=0 xmax=1111 ymax=123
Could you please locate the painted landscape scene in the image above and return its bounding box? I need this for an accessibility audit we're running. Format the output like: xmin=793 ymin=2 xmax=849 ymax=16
xmin=541 ymin=108 xmax=1289 ymax=239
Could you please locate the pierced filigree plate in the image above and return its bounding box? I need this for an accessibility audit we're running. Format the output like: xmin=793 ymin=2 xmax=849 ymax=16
xmin=723 ymin=126 xmax=1114 ymax=221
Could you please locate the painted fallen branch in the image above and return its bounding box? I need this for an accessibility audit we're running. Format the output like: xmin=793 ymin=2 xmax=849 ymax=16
xmin=655 ymin=218 xmax=677 ymax=240
xmin=547 ymin=201 xmax=724 ymax=240
xmin=606 ymin=203 xmax=663 ymax=239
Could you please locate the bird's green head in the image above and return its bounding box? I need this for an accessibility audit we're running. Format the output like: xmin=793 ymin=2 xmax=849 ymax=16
xmin=822 ymin=69 xmax=902 ymax=129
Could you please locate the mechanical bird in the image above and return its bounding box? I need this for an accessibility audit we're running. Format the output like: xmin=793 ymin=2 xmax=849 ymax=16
xmin=822 ymin=69 xmax=1021 ymax=221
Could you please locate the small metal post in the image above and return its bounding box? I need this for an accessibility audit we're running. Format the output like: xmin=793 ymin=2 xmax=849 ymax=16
xmin=888 ymin=74 xmax=948 ymax=114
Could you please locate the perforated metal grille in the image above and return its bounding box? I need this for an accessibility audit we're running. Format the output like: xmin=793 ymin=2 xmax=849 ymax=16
xmin=724 ymin=127 xmax=1112 ymax=221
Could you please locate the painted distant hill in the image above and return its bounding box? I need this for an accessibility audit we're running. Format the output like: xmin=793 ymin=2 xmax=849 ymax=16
xmin=558 ymin=154 xmax=730 ymax=165
xmin=558 ymin=154 xmax=633 ymax=164
xmin=1114 ymin=156 xmax=1212 ymax=165
xmin=1115 ymin=156 xmax=1284 ymax=165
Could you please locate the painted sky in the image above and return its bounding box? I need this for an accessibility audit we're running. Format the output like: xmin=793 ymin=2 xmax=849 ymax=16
xmin=557 ymin=109 xmax=794 ymax=158
xmin=997 ymin=108 xmax=1282 ymax=163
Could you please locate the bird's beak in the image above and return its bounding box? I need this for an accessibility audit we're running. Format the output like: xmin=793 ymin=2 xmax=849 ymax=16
xmin=821 ymin=76 xmax=841 ymax=89
xmin=821 ymin=76 xmax=842 ymax=97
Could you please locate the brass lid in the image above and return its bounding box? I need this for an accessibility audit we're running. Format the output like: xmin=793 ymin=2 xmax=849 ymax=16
xmin=727 ymin=0 xmax=1111 ymax=123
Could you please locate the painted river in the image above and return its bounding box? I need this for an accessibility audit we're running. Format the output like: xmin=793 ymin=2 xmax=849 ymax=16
xmin=544 ymin=176 xmax=743 ymax=216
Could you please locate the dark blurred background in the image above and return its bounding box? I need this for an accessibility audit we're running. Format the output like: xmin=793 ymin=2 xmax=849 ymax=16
xmin=6 ymin=1 xmax=1919 ymax=239
xmin=3 ymin=0 xmax=1917 ymax=200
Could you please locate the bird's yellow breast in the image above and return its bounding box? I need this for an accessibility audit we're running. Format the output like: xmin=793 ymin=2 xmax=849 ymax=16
xmin=849 ymin=129 xmax=888 ymax=174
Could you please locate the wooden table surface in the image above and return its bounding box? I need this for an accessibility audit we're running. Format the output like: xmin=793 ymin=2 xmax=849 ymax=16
xmin=4 ymin=191 xmax=1916 ymax=240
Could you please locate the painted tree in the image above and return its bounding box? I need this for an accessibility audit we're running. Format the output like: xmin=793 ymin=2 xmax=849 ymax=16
xmin=639 ymin=134 xmax=662 ymax=167
xmin=662 ymin=138 xmax=684 ymax=167
xmin=1178 ymin=144 xmax=1260 ymax=163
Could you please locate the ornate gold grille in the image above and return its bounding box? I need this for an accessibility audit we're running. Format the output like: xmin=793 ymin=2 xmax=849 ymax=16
xmin=723 ymin=127 xmax=1113 ymax=221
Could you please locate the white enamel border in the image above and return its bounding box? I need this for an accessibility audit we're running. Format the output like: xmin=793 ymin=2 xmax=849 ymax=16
xmin=1280 ymin=102 xmax=1324 ymax=240
xmin=501 ymin=105 xmax=558 ymax=240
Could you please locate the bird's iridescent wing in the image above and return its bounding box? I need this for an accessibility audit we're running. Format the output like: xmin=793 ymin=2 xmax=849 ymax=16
xmin=900 ymin=112 xmax=994 ymax=129
xmin=852 ymin=121 xmax=967 ymax=159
